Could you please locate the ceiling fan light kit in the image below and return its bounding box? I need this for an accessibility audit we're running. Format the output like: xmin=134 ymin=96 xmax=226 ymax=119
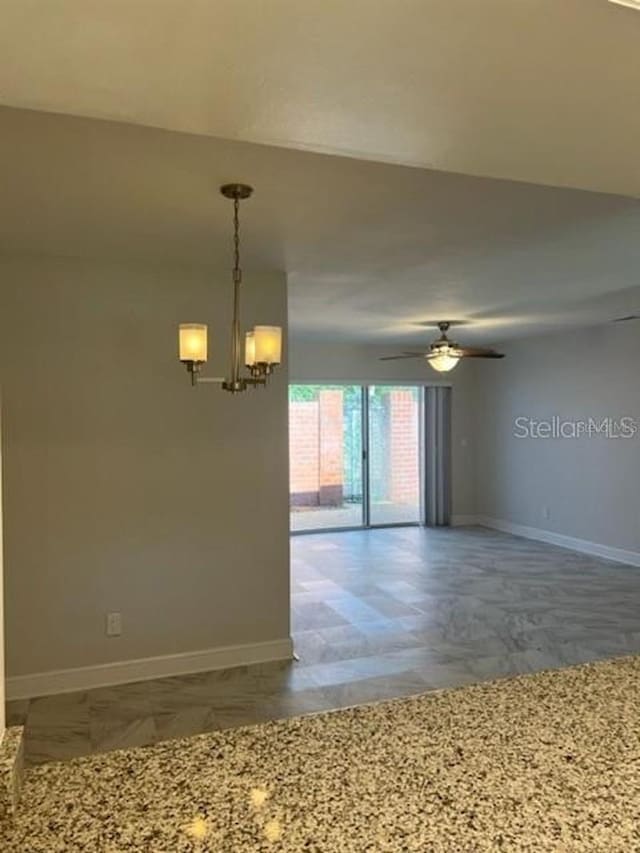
xmin=380 ymin=321 xmax=505 ymax=372
xmin=428 ymin=347 xmax=462 ymax=373
xmin=178 ymin=183 xmax=282 ymax=391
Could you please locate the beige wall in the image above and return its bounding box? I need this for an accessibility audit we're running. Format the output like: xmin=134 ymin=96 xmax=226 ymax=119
xmin=0 ymin=255 xmax=290 ymax=679
xmin=288 ymin=339 xmax=479 ymax=519
xmin=475 ymin=321 xmax=640 ymax=553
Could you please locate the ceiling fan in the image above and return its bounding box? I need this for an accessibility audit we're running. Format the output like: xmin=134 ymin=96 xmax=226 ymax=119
xmin=380 ymin=322 xmax=505 ymax=373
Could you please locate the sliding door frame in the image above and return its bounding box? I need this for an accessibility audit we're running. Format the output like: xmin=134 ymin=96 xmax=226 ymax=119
xmin=361 ymin=385 xmax=371 ymax=529
xmin=290 ymin=382 xmax=427 ymax=536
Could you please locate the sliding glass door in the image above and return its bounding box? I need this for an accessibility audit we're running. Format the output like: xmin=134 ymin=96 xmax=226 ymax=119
xmin=289 ymin=384 xmax=422 ymax=532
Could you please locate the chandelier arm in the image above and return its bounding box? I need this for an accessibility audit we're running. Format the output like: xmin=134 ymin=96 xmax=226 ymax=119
xmin=195 ymin=376 xmax=226 ymax=384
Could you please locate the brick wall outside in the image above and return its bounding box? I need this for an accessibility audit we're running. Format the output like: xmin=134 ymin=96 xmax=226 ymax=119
xmin=289 ymin=390 xmax=344 ymax=506
xmin=318 ymin=389 xmax=344 ymax=505
xmin=388 ymin=390 xmax=419 ymax=503
xmin=289 ymin=400 xmax=319 ymax=505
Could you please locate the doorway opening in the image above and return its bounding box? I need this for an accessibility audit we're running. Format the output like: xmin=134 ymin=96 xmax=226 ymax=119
xmin=289 ymin=384 xmax=422 ymax=533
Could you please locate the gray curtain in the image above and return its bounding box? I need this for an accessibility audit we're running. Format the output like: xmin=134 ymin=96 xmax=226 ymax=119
xmin=423 ymin=386 xmax=452 ymax=526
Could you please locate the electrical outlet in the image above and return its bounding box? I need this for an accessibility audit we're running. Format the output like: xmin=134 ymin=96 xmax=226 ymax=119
xmin=541 ymin=506 xmax=551 ymax=521
xmin=106 ymin=611 xmax=122 ymax=637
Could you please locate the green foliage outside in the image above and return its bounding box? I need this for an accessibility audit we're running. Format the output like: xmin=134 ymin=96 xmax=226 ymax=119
xmin=289 ymin=384 xmax=397 ymax=403
xmin=289 ymin=385 xmax=319 ymax=402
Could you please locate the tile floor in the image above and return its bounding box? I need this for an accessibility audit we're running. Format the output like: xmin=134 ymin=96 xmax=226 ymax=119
xmin=7 ymin=525 xmax=640 ymax=765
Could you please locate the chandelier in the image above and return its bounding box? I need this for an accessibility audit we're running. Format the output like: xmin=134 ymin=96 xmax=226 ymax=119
xmin=178 ymin=183 xmax=282 ymax=391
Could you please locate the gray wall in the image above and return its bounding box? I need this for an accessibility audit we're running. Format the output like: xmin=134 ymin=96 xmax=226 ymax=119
xmin=475 ymin=321 xmax=640 ymax=552
xmin=288 ymin=339 xmax=479 ymax=519
xmin=0 ymin=254 xmax=290 ymax=677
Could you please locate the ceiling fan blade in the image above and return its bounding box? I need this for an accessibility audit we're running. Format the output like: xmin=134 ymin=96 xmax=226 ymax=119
xmin=379 ymin=352 xmax=426 ymax=361
xmin=450 ymin=346 xmax=504 ymax=359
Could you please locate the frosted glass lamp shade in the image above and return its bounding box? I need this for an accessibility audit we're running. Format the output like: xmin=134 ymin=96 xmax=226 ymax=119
xmin=179 ymin=324 xmax=208 ymax=363
xmin=245 ymin=331 xmax=256 ymax=366
xmin=254 ymin=325 xmax=282 ymax=364
xmin=428 ymin=349 xmax=460 ymax=373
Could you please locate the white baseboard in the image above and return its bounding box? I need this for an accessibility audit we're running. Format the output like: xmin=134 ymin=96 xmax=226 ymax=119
xmin=477 ymin=516 xmax=640 ymax=568
xmin=7 ymin=637 xmax=294 ymax=701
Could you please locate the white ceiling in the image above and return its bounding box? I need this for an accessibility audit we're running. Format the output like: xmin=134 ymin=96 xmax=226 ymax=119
xmin=1 ymin=2 xmax=640 ymax=346
xmin=1 ymin=0 xmax=639 ymax=197
xmin=2 ymin=106 xmax=639 ymax=346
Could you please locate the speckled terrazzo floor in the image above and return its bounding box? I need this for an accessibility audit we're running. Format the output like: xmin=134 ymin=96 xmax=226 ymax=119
xmin=5 ymin=655 xmax=640 ymax=852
